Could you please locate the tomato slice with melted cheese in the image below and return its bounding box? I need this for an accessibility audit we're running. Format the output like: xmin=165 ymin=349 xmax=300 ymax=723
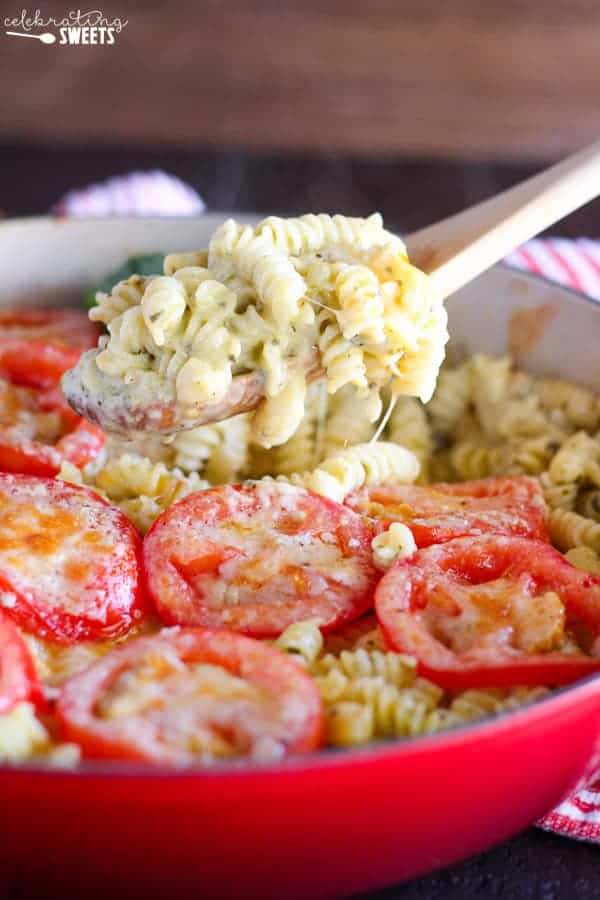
xmin=143 ymin=482 xmax=378 ymax=636
xmin=0 ymin=474 xmax=145 ymax=643
xmin=57 ymin=628 xmax=324 ymax=763
xmin=0 ymin=377 xmax=105 ymax=477
xmin=375 ymin=535 xmax=600 ymax=689
xmin=0 ymin=609 xmax=41 ymax=714
xmin=0 ymin=308 xmax=100 ymax=389
xmin=346 ymin=477 xmax=548 ymax=547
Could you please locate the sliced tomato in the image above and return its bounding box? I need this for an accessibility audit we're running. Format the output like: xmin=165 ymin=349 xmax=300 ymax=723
xmin=0 ymin=377 xmax=105 ymax=477
xmin=346 ymin=477 xmax=548 ymax=547
xmin=143 ymin=482 xmax=378 ymax=637
xmin=0 ymin=474 xmax=145 ymax=644
xmin=0 ymin=308 xmax=100 ymax=389
xmin=56 ymin=628 xmax=324 ymax=763
xmin=0 ymin=609 xmax=41 ymax=714
xmin=375 ymin=535 xmax=600 ymax=690
xmin=54 ymin=419 xmax=106 ymax=469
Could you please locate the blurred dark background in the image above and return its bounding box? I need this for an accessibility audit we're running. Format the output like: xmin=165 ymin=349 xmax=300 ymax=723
xmin=1 ymin=0 xmax=599 ymax=233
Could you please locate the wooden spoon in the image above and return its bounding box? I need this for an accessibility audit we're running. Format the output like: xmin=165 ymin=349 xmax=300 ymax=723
xmin=406 ymin=139 xmax=600 ymax=299
xmin=63 ymin=141 xmax=600 ymax=435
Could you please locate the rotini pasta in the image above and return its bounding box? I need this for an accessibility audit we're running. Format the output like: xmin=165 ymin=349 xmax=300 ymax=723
xmin=169 ymin=425 xmax=222 ymax=474
xmin=251 ymin=372 xmax=307 ymax=449
xmin=334 ymin=263 xmax=385 ymax=344
xmin=469 ymin=354 xmax=512 ymax=437
xmin=316 ymin=308 xmax=368 ymax=394
xmin=256 ymin=212 xmax=392 ymax=256
xmin=510 ymin=435 xmax=561 ymax=476
xmin=311 ymin=648 xmax=417 ymax=687
xmin=577 ymin=488 xmax=600 ymax=522
xmin=386 ymin=396 xmax=432 ymax=469
xmin=450 ymin=440 xmax=512 ymax=480
xmin=89 ymin=275 xmax=147 ymax=326
xmin=59 ymin=453 xmax=209 ymax=533
xmin=229 ymin=230 xmax=305 ymax=328
xmin=564 ymin=546 xmax=600 ymax=574
xmin=549 ymin=431 xmax=600 ymax=486
xmin=538 ymin=471 xmax=578 ymax=510
xmin=163 ymin=250 xmax=209 ymax=276
xmin=321 ymin=615 xmax=381 ymax=656
xmin=69 ymin=213 xmax=447 ymax=452
xmin=371 ymin=523 xmax=417 ymax=569
xmin=317 ymin=675 xmax=442 ymax=743
xmin=536 ymin=377 xmax=600 ymax=430
xmin=254 ymin=381 xmax=326 ymax=477
xmin=274 ymin=620 xmax=324 ymax=666
xmin=280 ymin=442 xmax=420 ymax=503
xmin=141 ymin=276 xmax=187 ymax=347
xmin=426 ymin=363 xmax=471 ymax=435
xmin=203 ymin=414 xmax=250 ymax=483
xmin=547 ymin=507 xmax=600 ymax=553
xmin=319 ymin=385 xmax=374 ymax=459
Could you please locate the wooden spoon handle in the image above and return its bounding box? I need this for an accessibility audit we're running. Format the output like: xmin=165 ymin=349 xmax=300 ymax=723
xmin=405 ymin=140 xmax=600 ymax=301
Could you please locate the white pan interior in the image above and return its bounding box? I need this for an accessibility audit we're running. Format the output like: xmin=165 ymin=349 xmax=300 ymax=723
xmin=1 ymin=215 xmax=599 ymax=390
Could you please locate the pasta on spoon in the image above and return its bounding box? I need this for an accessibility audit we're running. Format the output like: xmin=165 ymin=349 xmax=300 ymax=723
xmin=62 ymin=213 xmax=447 ymax=447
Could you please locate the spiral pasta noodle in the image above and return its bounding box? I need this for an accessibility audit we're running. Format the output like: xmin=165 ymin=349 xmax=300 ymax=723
xmin=387 ymin=396 xmax=431 ymax=467
xmin=577 ymin=488 xmax=600 ymax=522
xmin=318 ymin=674 xmax=444 ymax=744
xmin=316 ymin=309 xmax=368 ymax=394
xmin=319 ymin=385 xmax=374 ymax=459
xmin=426 ymin=363 xmax=471 ymax=435
xmin=371 ymin=523 xmax=417 ymax=569
xmin=256 ymin=212 xmax=392 ymax=256
xmin=89 ymin=275 xmax=147 ymax=326
xmin=538 ymin=472 xmax=578 ymax=510
xmin=141 ymin=276 xmax=187 ymax=347
xmin=334 ymin=263 xmax=385 ymax=344
xmin=169 ymin=425 xmax=223 ymax=473
xmin=59 ymin=454 xmax=208 ymax=534
xmin=549 ymin=431 xmax=600 ymax=485
xmin=450 ymin=441 xmax=512 ymax=480
xmin=274 ymin=620 xmax=324 ymax=667
xmin=564 ymin=546 xmax=600 ymax=574
xmin=547 ymin=508 xmax=600 ymax=553
xmin=311 ymin=648 xmax=417 ymax=687
xmin=536 ymin=377 xmax=600 ymax=430
xmin=163 ymin=251 xmax=209 ymax=276
xmin=281 ymin=442 xmax=420 ymax=503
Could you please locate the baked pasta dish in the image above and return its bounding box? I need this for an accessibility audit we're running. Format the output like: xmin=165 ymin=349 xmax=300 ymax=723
xmin=1 ymin=213 xmax=599 ymax=767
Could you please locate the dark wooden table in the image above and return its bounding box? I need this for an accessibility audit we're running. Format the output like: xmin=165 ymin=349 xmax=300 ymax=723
xmin=1 ymin=142 xmax=599 ymax=900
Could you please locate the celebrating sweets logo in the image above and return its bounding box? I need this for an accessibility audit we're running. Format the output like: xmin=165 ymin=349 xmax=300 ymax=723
xmin=4 ymin=8 xmax=128 ymax=44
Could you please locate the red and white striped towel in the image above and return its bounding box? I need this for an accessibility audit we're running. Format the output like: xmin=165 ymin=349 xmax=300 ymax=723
xmin=505 ymin=238 xmax=600 ymax=301
xmin=53 ymin=174 xmax=600 ymax=842
xmin=508 ymin=238 xmax=600 ymax=843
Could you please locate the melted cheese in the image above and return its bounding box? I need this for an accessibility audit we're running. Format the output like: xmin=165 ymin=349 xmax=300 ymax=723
xmin=0 ymin=479 xmax=137 ymax=632
xmin=168 ymin=483 xmax=371 ymax=615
